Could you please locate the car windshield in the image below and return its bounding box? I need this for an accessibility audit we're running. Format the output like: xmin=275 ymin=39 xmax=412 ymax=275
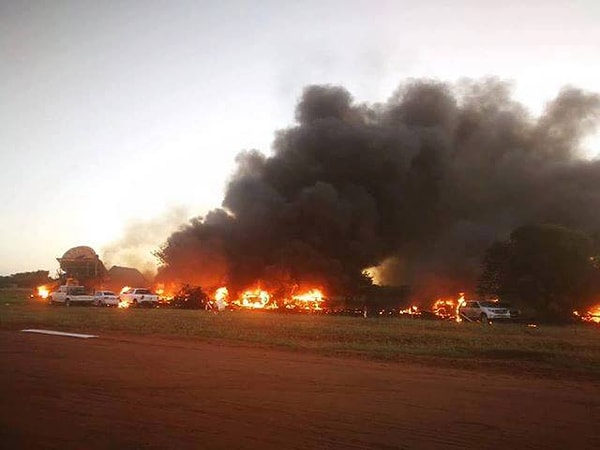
xmin=69 ymin=287 xmax=86 ymax=295
xmin=103 ymin=291 xmax=116 ymax=296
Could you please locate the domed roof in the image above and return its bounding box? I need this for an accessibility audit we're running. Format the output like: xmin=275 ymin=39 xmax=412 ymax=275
xmin=61 ymin=246 xmax=99 ymax=260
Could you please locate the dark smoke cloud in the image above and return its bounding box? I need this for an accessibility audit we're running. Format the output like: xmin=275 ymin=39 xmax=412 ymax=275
xmin=157 ymin=78 xmax=600 ymax=300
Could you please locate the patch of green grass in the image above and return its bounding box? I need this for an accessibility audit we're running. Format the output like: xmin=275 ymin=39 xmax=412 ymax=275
xmin=2 ymin=290 xmax=599 ymax=377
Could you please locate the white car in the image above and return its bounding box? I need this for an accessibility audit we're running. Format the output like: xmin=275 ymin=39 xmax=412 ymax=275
xmin=49 ymin=285 xmax=95 ymax=306
xmin=119 ymin=288 xmax=159 ymax=308
xmin=94 ymin=291 xmax=119 ymax=307
xmin=459 ymin=301 xmax=511 ymax=322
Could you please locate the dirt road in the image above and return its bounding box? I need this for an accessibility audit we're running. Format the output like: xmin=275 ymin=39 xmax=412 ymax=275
xmin=1 ymin=330 xmax=598 ymax=449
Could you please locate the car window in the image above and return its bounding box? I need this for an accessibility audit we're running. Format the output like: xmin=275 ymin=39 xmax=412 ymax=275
xmin=481 ymin=301 xmax=499 ymax=307
xmin=136 ymin=289 xmax=151 ymax=294
xmin=104 ymin=291 xmax=116 ymax=296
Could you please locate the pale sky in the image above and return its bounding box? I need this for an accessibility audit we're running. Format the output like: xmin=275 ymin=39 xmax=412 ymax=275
xmin=1 ymin=0 xmax=599 ymax=275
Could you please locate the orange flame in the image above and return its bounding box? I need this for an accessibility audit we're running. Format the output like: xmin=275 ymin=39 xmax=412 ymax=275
xmin=214 ymin=287 xmax=229 ymax=303
xmin=118 ymin=286 xmax=131 ymax=308
xmin=287 ymin=288 xmax=325 ymax=310
xmin=455 ymin=292 xmax=466 ymax=322
xmin=432 ymin=292 xmax=466 ymax=321
xmin=234 ymin=288 xmax=271 ymax=309
xmin=154 ymin=282 xmax=177 ymax=301
xmin=36 ymin=285 xmax=50 ymax=299
xmin=120 ymin=286 xmax=131 ymax=295
xmin=575 ymin=304 xmax=600 ymax=324
xmin=213 ymin=287 xmax=229 ymax=311
xmin=399 ymin=305 xmax=420 ymax=316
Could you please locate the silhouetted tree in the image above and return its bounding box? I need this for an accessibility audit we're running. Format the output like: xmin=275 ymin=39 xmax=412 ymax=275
xmin=478 ymin=224 xmax=599 ymax=321
xmin=171 ymin=285 xmax=209 ymax=309
xmin=0 ymin=270 xmax=52 ymax=288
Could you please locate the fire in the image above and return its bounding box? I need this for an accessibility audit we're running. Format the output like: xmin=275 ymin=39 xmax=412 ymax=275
xmin=118 ymin=286 xmax=131 ymax=308
xmin=118 ymin=299 xmax=130 ymax=308
xmin=120 ymin=286 xmax=131 ymax=295
xmin=575 ymin=304 xmax=600 ymax=324
xmin=287 ymin=288 xmax=325 ymax=310
xmin=587 ymin=306 xmax=600 ymax=323
xmin=432 ymin=292 xmax=466 ymax=321
xmin=455 ymin=292 xmax=466 ymax=322
xmin=213 ymin=287 xmax=229 ymax=311
xmin=214 ymin=287 xmax=229 ymax=303
xmin=154 ymin=282 xmax=177 ymax=302
xmin=226 ymin=286 xmax=326 ymax=311
xmin=399 ymin=305 xmax=420 ymax=316
xmin=234 ymin=288 xmax=271 ymax=309
xmin=36 ymin=285 xmax=50 ymax=299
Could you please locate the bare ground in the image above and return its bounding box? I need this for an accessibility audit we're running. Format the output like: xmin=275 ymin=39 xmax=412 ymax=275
xmin=1 ymin=330 xmax=598 ymax=449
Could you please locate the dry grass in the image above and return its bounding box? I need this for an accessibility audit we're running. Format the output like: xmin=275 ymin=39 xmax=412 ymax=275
xmin=2 ymin=289 xmax=599 ymax=378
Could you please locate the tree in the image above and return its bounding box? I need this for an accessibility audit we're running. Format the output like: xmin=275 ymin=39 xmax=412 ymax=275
xmin=0 ymin=270 xmax=52 ymax=288
xmin=477 ymin=224 xmax=599 ymax=321
xmin=171 ymin=285 xmax=209 ymax=309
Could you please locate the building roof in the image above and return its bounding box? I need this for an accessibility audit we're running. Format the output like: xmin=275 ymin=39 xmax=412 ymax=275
xmin=107 ymin=266 xmax=149 ymax=290
xmin=60 ymin=246 xmax=100 ymax=261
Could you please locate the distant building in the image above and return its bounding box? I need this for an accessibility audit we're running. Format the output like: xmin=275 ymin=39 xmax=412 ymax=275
xmin=57 ymin=246 xmax=107 ymax=287
xmin=106 ymin=266 xmax=148 ymax=292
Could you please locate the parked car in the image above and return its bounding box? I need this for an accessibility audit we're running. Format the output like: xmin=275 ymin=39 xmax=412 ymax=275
xmin=48 ymin=285 xmax=95 ymax=306
xmin=94 ymin=291 xmax=119 ymax=307
xmin=459 ymin=300 xmax=511 ymax=322
xmin=119 ymin=288 xmax=159 ymax=308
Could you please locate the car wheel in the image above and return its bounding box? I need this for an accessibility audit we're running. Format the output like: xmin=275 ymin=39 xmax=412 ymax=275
xmin=132 ymin=299 xmax=138 ymax=308
xmin=65 ymin=298 xmax=71 ymax=307
xmin=480 ymin=313 xmax=488 ymax=324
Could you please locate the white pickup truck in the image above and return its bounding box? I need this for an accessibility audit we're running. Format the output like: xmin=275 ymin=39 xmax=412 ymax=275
xmin=49 ymin=285 xmax=95 ymax=306
xmin=119 ymin=288 xmax=159 ymax=308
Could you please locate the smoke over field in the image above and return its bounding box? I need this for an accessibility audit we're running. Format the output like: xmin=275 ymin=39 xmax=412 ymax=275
xmin=156 ymin=78 xmax=600 ymax=299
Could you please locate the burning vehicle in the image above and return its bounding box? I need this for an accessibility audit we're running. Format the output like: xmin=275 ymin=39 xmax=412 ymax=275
xmin=119 ymin=287 xmax=159 ymax=308
xmin=30 ymin=284 xmax=56 ymax=302
xmin=458 ymin=301 xmax=512 ymax=322
xmin=573 ymin=304 xmax=600 ymax=324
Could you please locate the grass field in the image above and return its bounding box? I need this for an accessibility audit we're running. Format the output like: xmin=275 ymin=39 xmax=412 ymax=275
xmin=2 ymin=289 xmax=599 ymax=378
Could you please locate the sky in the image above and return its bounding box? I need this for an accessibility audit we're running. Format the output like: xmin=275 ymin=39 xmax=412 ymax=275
xmin=1 ymin=0 xmax=599 ymax=276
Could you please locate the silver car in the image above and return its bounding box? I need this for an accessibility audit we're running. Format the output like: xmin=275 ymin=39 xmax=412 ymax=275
xmin=459 ymin=301 xmax=511 ymax=322
xmin=94 ymin=291 xmax=119 ymax=307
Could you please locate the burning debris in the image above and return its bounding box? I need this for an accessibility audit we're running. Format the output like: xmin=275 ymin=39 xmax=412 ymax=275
xmin=146 ymin=282 xmax=326 ymax=312
xmin=213 ymin=287 xmax=228 ymax=311
xmin=36 ymin=286 xmax=50 ymax=299
xmin=398 ymin=305 xmax=420 ymax=317
xmin=431 ymin=293 xmax=466 ymax=321
xmin=573 ymin=305 xmax=600 ymax=324
xmin=234 ymin=288 xmax=272 ymax=309
xmin=154 ymin=79 xmax=600 ymax=304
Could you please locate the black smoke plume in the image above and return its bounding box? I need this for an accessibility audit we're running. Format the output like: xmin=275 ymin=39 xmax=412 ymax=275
xmin=156 ymin=79 xmax=600 ymax=300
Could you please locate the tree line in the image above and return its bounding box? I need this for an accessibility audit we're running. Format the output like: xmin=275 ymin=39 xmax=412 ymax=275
xmin=0 ymin=270 xmax=52 ymax=289
xmin=477 ymin=224 xmax=600 ymax=322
